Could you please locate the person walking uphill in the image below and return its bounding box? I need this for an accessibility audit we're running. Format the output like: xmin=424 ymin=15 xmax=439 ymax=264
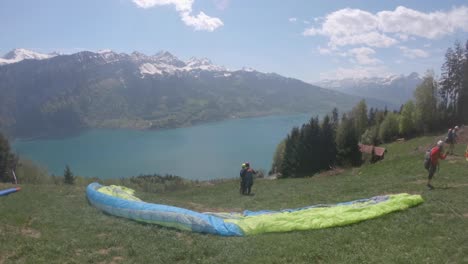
xmin=243 ymin=162 xmax=256 ymax=195
xmin=427 ymin=140 xmax=448 ymax=190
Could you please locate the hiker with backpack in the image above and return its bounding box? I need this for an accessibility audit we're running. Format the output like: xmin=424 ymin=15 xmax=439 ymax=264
xmin=425 ymin=140 xmax=447 ymax=190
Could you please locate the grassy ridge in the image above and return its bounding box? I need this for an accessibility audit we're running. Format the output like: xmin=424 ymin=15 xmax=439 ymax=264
xmin=1 ymin=136 xmax=468 ymax=263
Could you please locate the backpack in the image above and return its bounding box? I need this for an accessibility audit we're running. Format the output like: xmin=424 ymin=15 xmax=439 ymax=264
xmin=424 ymin=148 xmax=432 ymax=170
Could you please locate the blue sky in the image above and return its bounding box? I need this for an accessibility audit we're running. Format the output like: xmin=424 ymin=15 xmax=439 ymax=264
xmin=1 ymin=0 xmax=468 ymax=82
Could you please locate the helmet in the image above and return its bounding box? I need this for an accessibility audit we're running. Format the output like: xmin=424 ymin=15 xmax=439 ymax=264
xmin=455 ymin=126 xmax=459 ymax=130
xmin=241 ymin=163 xmax=246 ymax=168
xmin=245 ymin=162 xmax=250 ymax=168
xmin=437 ymin=140 xmax=444 ymax=147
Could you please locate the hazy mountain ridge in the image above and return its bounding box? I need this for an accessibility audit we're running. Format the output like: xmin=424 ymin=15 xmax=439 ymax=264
xmin=0 ymin=49 xmax=369 ymax=138
xmin=314 ymin=72 xmax=422 ymax=106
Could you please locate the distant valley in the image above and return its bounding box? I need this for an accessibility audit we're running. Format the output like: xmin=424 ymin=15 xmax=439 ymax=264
xmin=1 ymin=49 xmax=387 ymax=138
xmin=313 ymin=73 xmax=422 ymax=106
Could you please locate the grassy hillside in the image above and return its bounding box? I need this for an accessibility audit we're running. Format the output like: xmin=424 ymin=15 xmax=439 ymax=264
xmin=1 ymin=135 xmax=468 ymax=263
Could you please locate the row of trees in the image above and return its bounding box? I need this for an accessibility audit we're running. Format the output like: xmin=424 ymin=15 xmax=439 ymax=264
xmin=273 ymin=39 xmax=468 ymax=178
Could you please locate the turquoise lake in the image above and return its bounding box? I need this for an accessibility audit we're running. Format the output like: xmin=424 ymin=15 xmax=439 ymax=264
xmin=13 ymin=114 xmax=313 ymax=180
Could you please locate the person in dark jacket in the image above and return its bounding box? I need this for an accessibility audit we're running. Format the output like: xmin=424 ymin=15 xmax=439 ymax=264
xmin=244 ymin=162 xmax=256 ymax=195
xmin=239 ymin=163 xmax=247 ymax=194
xmin=427 ymin=140 xmax=447 ymax=190
xmin=447 ymin=127 xmax=458 ymax=155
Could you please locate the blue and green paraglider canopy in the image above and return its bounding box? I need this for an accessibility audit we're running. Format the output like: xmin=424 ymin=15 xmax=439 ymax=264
xmin=86 ymin=183 xmax=423 ymax=236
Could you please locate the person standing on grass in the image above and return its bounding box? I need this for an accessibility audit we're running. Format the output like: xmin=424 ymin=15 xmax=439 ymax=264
xmin=447 ymin=126 xmax=459 ymax=155
xmin=427 ymin=140 xmax=448 ymax=190
xmin=240 ymin=163 xmax=247 ymax=194
xmin=244 ymin=162 xmax=256 ymax=195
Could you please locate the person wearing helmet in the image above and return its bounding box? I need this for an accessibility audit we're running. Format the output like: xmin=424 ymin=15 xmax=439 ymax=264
xmin=240 ymin=163 xmax=247 ymax=194
xmin=427 ymin=140 xmax=448 ymax=190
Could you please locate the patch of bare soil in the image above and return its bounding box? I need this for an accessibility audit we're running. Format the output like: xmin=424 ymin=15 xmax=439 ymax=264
xmin=411 ymin=179 xmax=427 ymax=185
xmin=318 ymin=168 xmax=345 ymax=177
xmin=21 ymin=227 xmax=41 ymax=239
xmin=110 ymin=256 xmax=124 ymax=264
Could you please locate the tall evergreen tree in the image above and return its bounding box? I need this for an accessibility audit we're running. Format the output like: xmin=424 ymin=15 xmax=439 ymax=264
xmin=458 ymin=40 xmax=468 ymax=123
xmin=336 ymin=114 xmax=361 ymax=166
xmin=63 ymin=165 xmax=75 ymax=185
xmin=379 ymin=112 xmax=399 ymax=143
xmin=0 ymin=132 xmax=18 ymax=183
xmin=351 ymin=99 xmax=368 ymax=138
xmin=280 ymin=127 xmax=300 ymax=177
xmin=320 ymin=115 xmax=337 ymax=169
xmin=399 ymin=100 xmax=416 ymax=137
xmin=440 ymin=41 xmax=465 ymax=123
xmin=368 ymin=107 xmax=376 ymax=126
xmin=414 ymin=71 xmax=439 ymax=132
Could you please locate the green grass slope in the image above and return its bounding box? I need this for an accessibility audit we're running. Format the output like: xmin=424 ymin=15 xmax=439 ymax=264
xmin=1 ymin=136 xmax=467 ymax=263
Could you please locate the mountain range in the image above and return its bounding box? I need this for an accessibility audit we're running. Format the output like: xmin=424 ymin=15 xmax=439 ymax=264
xmin=0 ymin=48 xmax=388 ymax=139
xmin=313 ymin=73 xmax=422 ymax=106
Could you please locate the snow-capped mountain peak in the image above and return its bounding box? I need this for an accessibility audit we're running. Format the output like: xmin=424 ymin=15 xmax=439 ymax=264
xmin=97 ymin=49 xmax=113 ymax=54
xmin=186 ymin=57 xmax=212 ymax=67
xmin=241 ymin=67 xmax=256 ymax=72
xmin=313 ymin=72 xmax=423 ymax=106
xmin=184 ymin=57 xmax=225 ymax=72
xmin=130 ymin=51 xmax=148 ymax=61
xmin=0 ymin=48 xmax=57 ymax=65
xmin=153 ymin=51 xmax=185 ymax=67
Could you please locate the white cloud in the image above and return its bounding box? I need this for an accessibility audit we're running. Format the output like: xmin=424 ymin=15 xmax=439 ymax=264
xmin=181 ymin=11 xmax=223 ymax=31
xmin=378 ymin=6 xmax=468 ymax=39
xmin=303 ymin=20 xmax=310 ymax=24
xmin=348 ymin=47 xmax=381 ymax=65
xmin=289 ymin=17 xmax=297 ymax=22
xmin=320 ymin=66 xmax=392 ymax=80
xmin=304 ymin=6 xmax=468 ymax=47
xmin=133 ymin=0 xmax=193 ymax=11
xmin=399 ymin=46 xmax=430 ymax=58
xmin=327 ymin=31 xmax=398 ymax=48
xmin=132 ymin=0 xmax=223 ymax=31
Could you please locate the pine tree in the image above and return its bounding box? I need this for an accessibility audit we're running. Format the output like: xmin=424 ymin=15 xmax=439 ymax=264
xmin=0 ymin=132 xmax=18 ymax=183
xmin=399 ymin=100 xmax=416 ymax=137
xmin=351 ymin=99 xmax=368 ymax=138
xmin=379 ymin=113 xmax=399 ymax=143
xmin=63 ymin=165 xmax=75 ymax=185
xmin=458 ymin=40 xmax=468 ymax=123
xmin=440 ymin=41 xmax=465 ymax=123
xmin=415 ymin=71 xmax=439 ymax=132
xmin=320 ymin=115 xmax=337 ymax=169
xmin=280 ymin=127 xmax=300 ymax=178
xmin=336 ymin=114 xmax=362 ymax=166
xmin=368 ymin=107 xmax=376 ymax=126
